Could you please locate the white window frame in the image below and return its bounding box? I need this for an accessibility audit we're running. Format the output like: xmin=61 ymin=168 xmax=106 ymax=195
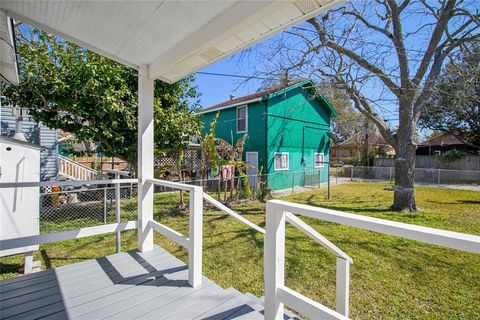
xmin=236 ymin=105 xmax=248 ymax=133
xmin=314 ymin=152 xmax=325 ymax=168
xmin=274 ymin=152 xmax=289 ymax=171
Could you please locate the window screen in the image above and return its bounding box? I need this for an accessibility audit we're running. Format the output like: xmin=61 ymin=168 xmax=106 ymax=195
xmin=274 ymin=153 xmax=289 ymax=171
xmin=314 ymin=153 xmax=325 ymax=168
xmin=237 ymin=106 xmax=247 ymax=132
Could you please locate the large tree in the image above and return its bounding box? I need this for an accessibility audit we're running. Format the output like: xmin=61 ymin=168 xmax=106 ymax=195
xmin=1 ymin=26 xmax=201 ymax=165
xmin=242 ymin=0 xmax=480 ymax=211
xmin=420 ymin=44 xmax=480 ymax=146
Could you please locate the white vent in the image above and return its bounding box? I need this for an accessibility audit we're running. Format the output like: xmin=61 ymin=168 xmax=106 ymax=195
xmin=200 ymin=47 xmax=224 ymax=61
xmin=295 ymin=0 xmax=320 ymax=14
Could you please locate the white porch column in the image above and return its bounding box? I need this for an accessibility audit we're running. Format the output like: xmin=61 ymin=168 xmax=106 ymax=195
xmin=137 ymin=64 xmax=154 ymax=252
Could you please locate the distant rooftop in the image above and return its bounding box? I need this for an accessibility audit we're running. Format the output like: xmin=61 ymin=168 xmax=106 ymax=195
xmin=419 ymin=133 xmax=466 ymax=146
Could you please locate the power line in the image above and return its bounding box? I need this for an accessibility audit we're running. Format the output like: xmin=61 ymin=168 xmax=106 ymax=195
xmin=196 ymin=71 xmax=271 ymax=80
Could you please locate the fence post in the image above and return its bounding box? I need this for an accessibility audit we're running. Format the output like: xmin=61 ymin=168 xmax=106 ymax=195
xmin=115 ymin=174 xmax=121 ymax=253
xmin=389 ymin=167 xmax=393 ymax=181
xmin=350 ymin=166 xmax=354 ymax=181
xmin=437 ymin=169 xmax=441 ymax=186
xmin=336 ymin=171 xmax=338 ymax=185
xmin=264 ymin=201 xmax=286 ymax=320
xmin=103 ymin=188 xmax=107 ymax=224
xmin=327 ymin=163 xmax=331 ymax=200
xmin=291 ymin=172 xmax=295 ymax=194
xmin=336 ymin=257 xmax=350 ymax=317
xmin=188 ymin=185 xmax=203 ymax=287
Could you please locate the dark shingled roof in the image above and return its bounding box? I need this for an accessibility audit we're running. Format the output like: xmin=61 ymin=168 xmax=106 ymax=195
xmin=201 ymin=80 xmax=305 ymax=112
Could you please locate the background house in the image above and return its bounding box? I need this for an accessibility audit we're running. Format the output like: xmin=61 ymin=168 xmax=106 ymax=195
xmin=331 ymin=129 xmax=396 ymax=164
xmin=416 ymin=133 xmax=479 ymax=156
xmin=1 ymin=105 xmax=58 ymax=181
xmin=198 ymin=80 xmax=337 ymax=191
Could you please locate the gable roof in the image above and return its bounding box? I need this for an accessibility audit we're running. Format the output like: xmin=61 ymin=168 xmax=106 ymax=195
xmin=197 ymin=79 xmax=338 ymax=116
xmin=418 ymin=133 xmax=466 ymax=146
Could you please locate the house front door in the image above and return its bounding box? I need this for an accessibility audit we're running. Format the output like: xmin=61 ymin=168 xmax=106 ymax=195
xmin=245 ymin=152 xmax=258 ymax=186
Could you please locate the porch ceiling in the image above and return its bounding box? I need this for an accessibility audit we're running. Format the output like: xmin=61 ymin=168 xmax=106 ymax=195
xmin=0 ymin=0 xmax=343 ymax=83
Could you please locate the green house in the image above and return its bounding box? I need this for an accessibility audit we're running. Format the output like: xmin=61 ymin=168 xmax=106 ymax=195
xmin=198 ymin=80 xmax=337 ymax=191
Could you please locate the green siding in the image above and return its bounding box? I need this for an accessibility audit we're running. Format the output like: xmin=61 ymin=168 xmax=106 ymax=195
xmin=200 ymin=101 xmax=267 ymax=170
xmin=200 ymin=82 xmax=333 ymax=191
xmin=266 ymin=87 xmax=331 ymax=190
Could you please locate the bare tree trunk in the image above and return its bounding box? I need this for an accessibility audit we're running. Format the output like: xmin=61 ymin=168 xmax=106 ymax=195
xmin=392 ymin=103 xmax=417 ymax=211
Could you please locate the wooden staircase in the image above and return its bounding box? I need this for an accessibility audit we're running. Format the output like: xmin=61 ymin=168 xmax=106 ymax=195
xmin=58 ymin=155 xmax=99 ymax=180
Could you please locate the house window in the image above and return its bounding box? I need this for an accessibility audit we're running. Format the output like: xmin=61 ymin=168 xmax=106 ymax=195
xmin=314 ymin=153 xmax=325 ymax=168
xmin=237 ymin=106 xmax=247 ymax=132
xmin=433 ymin=150 xmax=441 ymax=156
xmin=274 ymin=152 xmax=289 ymax=171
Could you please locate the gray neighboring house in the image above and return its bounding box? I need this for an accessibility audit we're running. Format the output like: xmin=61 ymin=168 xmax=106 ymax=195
xmin=1 ymin=105 xmax=59 ymax=181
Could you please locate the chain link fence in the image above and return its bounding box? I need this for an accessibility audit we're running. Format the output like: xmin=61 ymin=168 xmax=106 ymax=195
xmin=36 ymin=165 xmax=479 ymax=235
xmin=339 ymin=166 xmax=480 ymax=185
xmin=40 ymin=183 xmax=138 ymax=233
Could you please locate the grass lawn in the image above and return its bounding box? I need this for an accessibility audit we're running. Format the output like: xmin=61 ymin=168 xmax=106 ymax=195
xmin=1 ymin=182 xmax=479 ymax=319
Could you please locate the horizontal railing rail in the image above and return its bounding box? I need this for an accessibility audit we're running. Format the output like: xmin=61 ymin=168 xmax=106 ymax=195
xmin=0 ymin=178 xmax=138 ymax=188
xmin=0 ymin=221 xmax=137 ymax=251
xmin=203 ymin=193 xmax=265 ymax=234
xmin=271 ymin=200 xmax=480 ymax=254
xmin=264 ymin=199 xmax=480 ymax=320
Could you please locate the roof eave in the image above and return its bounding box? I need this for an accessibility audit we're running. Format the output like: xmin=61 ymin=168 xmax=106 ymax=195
xmin=195 ymin=97 xmax=263 ymax=115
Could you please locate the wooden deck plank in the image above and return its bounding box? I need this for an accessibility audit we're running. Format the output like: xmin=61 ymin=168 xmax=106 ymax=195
xmin=134 ymin=283 xmax=225 ymax=319
xmin=0 ymin=249 xmax=171 ymax=295
xmin=162 ymin=289 xmax=241 ymax=320
xmin=92 ymin=279 xmax=215 ymax=320
xmin=192 ymin=296 xmax=250 ymax=320
xmin=0 ymin=245 xmax=296 ymax=320
xmin=68 ymin=269 xmax=191 ymax=319
xmin=1 ymin=249 xmax=174 ymax=305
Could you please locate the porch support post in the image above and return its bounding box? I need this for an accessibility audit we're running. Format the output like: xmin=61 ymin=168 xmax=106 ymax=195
xmin=264 ymin=201 xmax=286 ymax=319
xmin=137 ymin=64 xmax=154 ymax=252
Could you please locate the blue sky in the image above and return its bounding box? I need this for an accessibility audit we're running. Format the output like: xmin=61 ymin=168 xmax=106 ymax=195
xmin=194 ymin=58 xmax=264 ymax=108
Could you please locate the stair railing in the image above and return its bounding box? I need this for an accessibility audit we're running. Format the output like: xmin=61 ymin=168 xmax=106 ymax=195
xmin=264 ymin=199 xmax=480 ymax=320
xmin=58 ymin=155 xmax=98 ymax=180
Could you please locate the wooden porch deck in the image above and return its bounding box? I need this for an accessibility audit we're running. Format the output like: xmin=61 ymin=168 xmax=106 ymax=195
xmin=0 ymin=245 xmax=299 ymax=320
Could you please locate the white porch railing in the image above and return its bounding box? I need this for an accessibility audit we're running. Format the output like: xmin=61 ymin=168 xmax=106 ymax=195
xmin=145 ymin=178 xmax=203 ymax=287
xmin=264 ymin=199 xmax=480 ymax=320
xmin=203 ymin=193 xmax=265 ymax=234
xmin=0 ymin=179 xmax=138 ymax=249
xmin=58 ymin=155 xmax=99 ymax=180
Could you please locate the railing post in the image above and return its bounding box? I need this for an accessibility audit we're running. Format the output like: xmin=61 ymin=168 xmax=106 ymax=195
xmin=115 ymin=174 xmax=121 ymax=253
xmin=188 ymin=186 xmax=203 ymax=287
xmin=336 ymin=257 xmax=350 ymax=317
xmin=137 ymin=64 xmax=154 ymax=252
xmin=264 ymin=201 xmax=286 ymax=320
xmin=103 ymin=188 xmax=107 ymax=224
